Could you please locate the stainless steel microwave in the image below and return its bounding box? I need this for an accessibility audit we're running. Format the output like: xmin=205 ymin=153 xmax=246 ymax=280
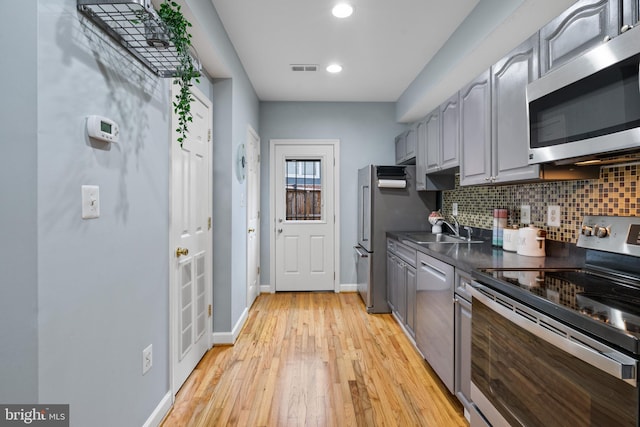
xmin=527 ymin=26 xmax=640 ymax=165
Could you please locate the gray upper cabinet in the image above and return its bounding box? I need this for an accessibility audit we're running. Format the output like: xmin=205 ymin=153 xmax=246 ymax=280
xmin=459 ymin=70 xmax=492 ymax=186
xmin=405 ymin=127 xmax=417 ymax=161
xmin=439 ymin=93 xmax=460 ymax=171
xmin=540 ymin=0 xmax=620 ymax=75
xmin=395 ymin=129 xmax=416 ymax=165
xmin=415 ymin=120 xmax=427 ymax=191
xmin=425 ymin=93 xmax=459 ymax=174
xmin=491 ymin=34 xmax=541 ymax=183
xmin=425 ymin=109 xmax=440 ymax=173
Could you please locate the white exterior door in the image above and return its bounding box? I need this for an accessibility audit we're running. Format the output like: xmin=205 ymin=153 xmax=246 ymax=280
xmin=246 ymin=126 xmax=260 ymax=307
xmin=273 ymin=142 xmax=336 ymax=291
xmin=170 ymin=84 xmax=212 ymax=394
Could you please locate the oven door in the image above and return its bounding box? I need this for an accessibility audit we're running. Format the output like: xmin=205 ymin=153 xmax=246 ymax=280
xmin=470 ymin=282 xmax=639 ymax=427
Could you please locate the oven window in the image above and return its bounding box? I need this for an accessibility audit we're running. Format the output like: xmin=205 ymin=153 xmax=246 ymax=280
xmin=529 ymin=54 xmax=640 ymax=148
xmin=472 ymin=298 xmax=637 ymax=426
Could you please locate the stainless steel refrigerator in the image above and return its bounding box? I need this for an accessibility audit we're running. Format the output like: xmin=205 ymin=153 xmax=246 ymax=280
xmin=354 ymin=165 xmax=435 ymax=313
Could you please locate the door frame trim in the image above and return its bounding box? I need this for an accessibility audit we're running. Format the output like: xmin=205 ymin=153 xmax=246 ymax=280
xmin=246 ymin=124 xmax=260 ymax=308
xmin=268 ymin=139 xmax=341 ymax=293
xmin=168 ymin=83 xmax=213 ymax=398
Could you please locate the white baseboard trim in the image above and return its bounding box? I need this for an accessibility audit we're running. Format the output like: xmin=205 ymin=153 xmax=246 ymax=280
xmin=260 ymin=284 xmax=273 ymax=294
xmin=259 ymin=283 xmax=356 ymax=293
xmin=212 ymin=306 xmax=249 ymax=345
xmin=339 ymin=283 xmax=358 ymax=293
xmin=143 ymin=391 xmax=172 ymax=427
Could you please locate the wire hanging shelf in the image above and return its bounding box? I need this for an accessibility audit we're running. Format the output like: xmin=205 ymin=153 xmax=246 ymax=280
xmin=77 ymin=0 xmax=200 ymax=77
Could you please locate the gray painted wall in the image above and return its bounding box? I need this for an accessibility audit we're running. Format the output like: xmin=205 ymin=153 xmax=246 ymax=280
xmin=0 ymin=0 xmax=39 ymax=403
xmin=259 ymin=102 xmax=407 ymax=285
xmin=0 ymin=0 xmax=258 ymax=424
xmin=36 ymin=1 xmax=173 ymax=425
xmin=185 ymin=0 xmax=260 ymax=334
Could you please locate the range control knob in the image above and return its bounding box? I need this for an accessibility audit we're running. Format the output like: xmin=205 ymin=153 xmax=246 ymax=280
xmin=582 ymin=226 xmax=593 ymax=236
xmin=594 ymin=225 xmax=610 ymax=238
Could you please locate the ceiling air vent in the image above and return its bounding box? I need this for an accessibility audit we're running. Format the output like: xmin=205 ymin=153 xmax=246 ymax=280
xmin=291 ymin=64 xmax=318 ymax=72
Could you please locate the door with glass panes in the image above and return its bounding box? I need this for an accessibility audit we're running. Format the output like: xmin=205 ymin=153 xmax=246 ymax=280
xmin=273 ymin=142 xmax=335 ymax=291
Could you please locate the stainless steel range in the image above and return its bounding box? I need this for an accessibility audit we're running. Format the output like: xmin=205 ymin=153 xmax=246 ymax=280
xmin=470 ymin=216 xmax=640 ymax=427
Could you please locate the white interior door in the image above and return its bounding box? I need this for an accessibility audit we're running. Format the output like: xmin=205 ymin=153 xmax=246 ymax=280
xmin=273 ymin=143 xmax=335 ymax=291
xmin=246 ymin=126 xmax=260 ymax=307
xmin=170 ymin=84 xmax=212 ymax=395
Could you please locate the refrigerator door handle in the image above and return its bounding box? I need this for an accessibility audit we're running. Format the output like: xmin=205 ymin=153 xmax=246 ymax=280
xmin=354 ymin=246 xmax=369 ymax=258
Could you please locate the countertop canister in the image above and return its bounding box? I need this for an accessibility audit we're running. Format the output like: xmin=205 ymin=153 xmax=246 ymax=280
xmin=502 ymin=225 xmax=519 ymax=252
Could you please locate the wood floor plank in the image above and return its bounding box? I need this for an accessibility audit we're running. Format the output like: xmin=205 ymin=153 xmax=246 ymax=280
xmin=161 ymin=292 xmax=467 ymax=427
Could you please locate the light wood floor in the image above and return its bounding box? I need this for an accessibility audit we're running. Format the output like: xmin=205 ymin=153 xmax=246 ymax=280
xmin=161 ymin=292 xmax=467 ymax=427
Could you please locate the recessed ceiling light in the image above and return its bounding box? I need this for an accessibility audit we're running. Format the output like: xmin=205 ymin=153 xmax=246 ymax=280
xmin=326 ymin=64 xmax=343 ymax=73
xmin=332 ymin=3 xmax=353 ymax=18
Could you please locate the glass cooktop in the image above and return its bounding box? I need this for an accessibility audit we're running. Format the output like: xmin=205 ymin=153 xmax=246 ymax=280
xmin=479 ymin=268 xmax=640 ymax=341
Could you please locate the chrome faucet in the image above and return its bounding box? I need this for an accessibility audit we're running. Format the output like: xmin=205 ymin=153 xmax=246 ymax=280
xmin=441 ymin=216 xmax=460 ymax=237
xmin=463 ymin=226 xmax=473 ymax=241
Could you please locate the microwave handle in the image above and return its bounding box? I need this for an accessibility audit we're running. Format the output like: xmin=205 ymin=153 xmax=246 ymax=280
xmin=470 ymin=284 xmax=637 ymax=386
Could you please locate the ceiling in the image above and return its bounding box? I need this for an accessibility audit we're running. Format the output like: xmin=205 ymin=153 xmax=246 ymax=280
xmin=211 ymin=0 xmax=480 ymax=102
xmin=205 ymin=0 xmax=577 ymax=121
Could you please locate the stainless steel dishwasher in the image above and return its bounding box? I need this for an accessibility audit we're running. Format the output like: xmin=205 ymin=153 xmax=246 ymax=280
xmin=416 ymin=251 xmax=455 ymax=393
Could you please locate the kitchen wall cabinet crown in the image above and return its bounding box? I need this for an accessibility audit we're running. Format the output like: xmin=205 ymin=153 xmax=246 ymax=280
xmin=540 ymin=0 xmax=621 ymax=75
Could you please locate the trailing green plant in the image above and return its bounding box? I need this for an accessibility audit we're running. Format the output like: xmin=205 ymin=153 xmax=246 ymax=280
xmin=158 ymin=1 xmax=200 ymax=146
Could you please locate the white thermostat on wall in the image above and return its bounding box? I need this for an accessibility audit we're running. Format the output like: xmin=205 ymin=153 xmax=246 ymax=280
xmin=87 ymin=115 xmax=119 ymax=143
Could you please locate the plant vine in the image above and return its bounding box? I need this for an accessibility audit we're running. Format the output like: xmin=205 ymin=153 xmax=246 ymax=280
xmin=157 ymin=1 xmax=200 ymax=146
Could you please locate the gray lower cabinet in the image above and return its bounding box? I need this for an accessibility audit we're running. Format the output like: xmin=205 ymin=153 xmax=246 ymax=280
xmin=491 ymin=33 xmax=541 ymax=183
xmin=386 ymin=238 xmax=416 ymax=337
xmin=454 ymin=270 xmax=473 ymax=414
xmin=540 ymin=0 xmax=620 ymax=76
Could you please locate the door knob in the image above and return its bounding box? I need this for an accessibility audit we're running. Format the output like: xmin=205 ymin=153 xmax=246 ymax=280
xmin=176 ymin=247 xmax=189 ymax=257
xmin=277 ymin=228 xmax=283 ymax=233
xmin=248 ymin=228 xmax=255 ymax=233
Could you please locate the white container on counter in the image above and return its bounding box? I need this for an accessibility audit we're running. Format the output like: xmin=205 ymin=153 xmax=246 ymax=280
xmin=502 ymin=226 xmax=519 ymax=252
xmin=517 ymin=224 xmax=546 ymax=257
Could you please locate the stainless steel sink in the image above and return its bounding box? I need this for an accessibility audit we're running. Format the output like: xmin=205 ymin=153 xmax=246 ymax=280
xmin=403 ymin=232 xmax=484 ymax=244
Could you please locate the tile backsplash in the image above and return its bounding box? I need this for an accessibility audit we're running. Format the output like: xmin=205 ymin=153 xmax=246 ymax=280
xmin=442 ymin=164 xmax=639 ymax=243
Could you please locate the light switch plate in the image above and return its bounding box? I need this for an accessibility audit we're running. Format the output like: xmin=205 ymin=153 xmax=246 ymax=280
xmin=81 ymin=185 xmax=100 ymax=219
xmin=547 ymin=205 xmax=561 ymax=227
xmin=521 ymin=205 xmax=531 ymax=225
xmin=452 ymin=202 xmax=458 ymax=216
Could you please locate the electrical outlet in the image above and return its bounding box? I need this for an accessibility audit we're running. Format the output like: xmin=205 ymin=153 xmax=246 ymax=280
xmin=142 ymin=344 xmax=152 ymax=375
xmin=521 ymin=205 xmax=531 ymax=225
xmin=452 ymin=202 xmax=458 ymax=216
xmin=547 ymin=205 xmax=561 ymax=227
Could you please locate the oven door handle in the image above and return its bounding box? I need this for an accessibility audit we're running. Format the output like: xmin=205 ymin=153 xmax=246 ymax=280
xmin=470 ymin=284 xmax=637 ymax=386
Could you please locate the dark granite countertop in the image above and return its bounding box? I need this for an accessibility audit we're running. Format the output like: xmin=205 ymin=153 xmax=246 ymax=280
xmin=387 ymin=230 xmax=586 ymax=273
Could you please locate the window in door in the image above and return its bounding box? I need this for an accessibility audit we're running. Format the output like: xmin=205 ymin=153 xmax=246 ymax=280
xmin=285 ymin=159 xmax=322 ymax=221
